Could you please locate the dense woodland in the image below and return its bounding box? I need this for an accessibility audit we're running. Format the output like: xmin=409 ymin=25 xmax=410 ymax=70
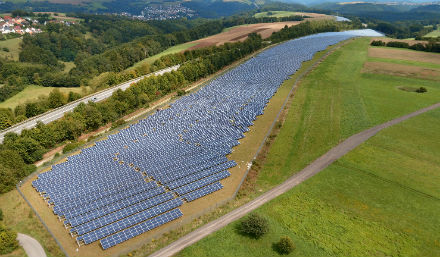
xmin=0 ymin=19 xmax=354 ymax=194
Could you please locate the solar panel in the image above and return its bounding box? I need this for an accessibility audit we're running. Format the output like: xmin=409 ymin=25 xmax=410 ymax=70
xmin=100 ymin=208 xmax=183 ymax=250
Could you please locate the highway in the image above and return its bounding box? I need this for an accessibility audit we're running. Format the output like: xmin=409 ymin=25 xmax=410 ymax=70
xmin=0 ymin=65 xmax=180 ymax=143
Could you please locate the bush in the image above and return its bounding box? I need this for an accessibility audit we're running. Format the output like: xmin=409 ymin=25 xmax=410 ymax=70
xmin=177 ymin=89 xmax=186 ymax=96
xmin=62 ymin=140 xmax=85 ymax=154
xmin=111 ymin=119 xmax=126 ymax=129
xmin=0 ymin=209 xmax=3 ymax=221
xmin=416 ymin=87 xmax=427 ymax=93
xmin=0 ymin=222 xmax=18 ymax=254
xmin=370 ymin=40 xmax=385 ymax=46
xmin=275 ymin=236 xmax=295 ymax=254
xmin=239 ymin=213 xmax=269 ymax=238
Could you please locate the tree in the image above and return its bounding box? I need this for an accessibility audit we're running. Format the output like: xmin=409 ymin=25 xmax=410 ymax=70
xmin=47 ymin=89 xmax=66 ymax=109
xmin=67 ymin=91 xmax=82 ymax=102
xmin=0 ymin=222 xmax=18 ymax=254
xmin=239 ymin=213 xmax=269 ymax=238
xmin=275 ymin=236 xmax=295 ymax=254
xmin=25 ymin=102 xmax=43 ymax=118
xmin=416 ymin=87 xmax=427 ymax=93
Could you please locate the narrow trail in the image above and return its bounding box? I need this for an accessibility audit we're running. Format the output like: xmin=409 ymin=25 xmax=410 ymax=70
xmin=149 ymin=102 xmax=440 ymax=257
xmin=17 ymin=233 xmax=47 ymax=257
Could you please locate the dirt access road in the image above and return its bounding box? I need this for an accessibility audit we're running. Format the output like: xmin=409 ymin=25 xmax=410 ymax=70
xmin=149 ymin=102 xmax=440 ymax=257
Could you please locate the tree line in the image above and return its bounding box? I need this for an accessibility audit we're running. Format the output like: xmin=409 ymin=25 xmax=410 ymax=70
xmin=0 ymin=19 xmax=353 ymax=194
xmin=371 ymin=40 xmax=440 ymax=53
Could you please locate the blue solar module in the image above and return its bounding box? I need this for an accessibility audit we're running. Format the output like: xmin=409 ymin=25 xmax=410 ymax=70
xmin=31 ymin=30 xmax=382 ymax=249
xmin=71 ymin=192 xmax=174 ymax=235
xmin=67 ymin=190 xmax=172 ymax=228
xmin=78 ymin=198 xmax=183 ymax=244
xmin=173 ymin=170 xmax=230 ymax=196
xmin=182 ymin=182 xmax=224 ymax=202
xmin=100 ymin=208 xmax=183 ymax=250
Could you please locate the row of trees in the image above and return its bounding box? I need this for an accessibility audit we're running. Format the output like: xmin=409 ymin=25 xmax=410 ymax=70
xmin=0 ymin=19 xmax=353 ymax=194
xmin=371 ymin=40 xmax=440 ymax=53
xmin=0 ymin=89 xmax=82 ymax=130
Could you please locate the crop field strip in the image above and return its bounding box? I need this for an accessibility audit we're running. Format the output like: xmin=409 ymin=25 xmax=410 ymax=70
xmin=30 ymin=30 xmax=381 ymax=250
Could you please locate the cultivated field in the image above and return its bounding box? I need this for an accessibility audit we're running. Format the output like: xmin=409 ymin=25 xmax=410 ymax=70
xmin=370 ymin=37 xmax=428 ymax=46
xmin=176 ymin=37 xmax=440 ymax=257
xmin=368 ymin=47 xmax=440 ymax=65
xmin=362 ymin=61 xmax=440 ymax=81
xmin=0 ymin=85 xmax=86 ymax=109
xmin=188 ymin=14 xmax=331 ymax=50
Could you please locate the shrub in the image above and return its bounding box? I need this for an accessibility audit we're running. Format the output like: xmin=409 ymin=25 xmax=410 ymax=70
xmin=0 ymin=222 xmax=18 ymax=254
xmin=239 ymin=213 xmax=269 ymax=238
xmin=370 ymin=40 xmax=385 ymax=46
xmin=177 ymin=89 xmax=186 ymax=96
xmin=416 ymin=87 xmax=427 ymax=93
xmin=62 ymin=141 xmax=85 ymax=154
xmin=0 ymin=209 xmax=3 ymax=221
xmin=111 ymin=119 xmax=126 ymax=129
xmin=275 ymin=236 xmax=295 ymax=254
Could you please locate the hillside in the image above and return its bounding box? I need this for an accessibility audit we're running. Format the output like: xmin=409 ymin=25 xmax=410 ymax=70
xmin=0 ymin=0 xmax=264 ymax=18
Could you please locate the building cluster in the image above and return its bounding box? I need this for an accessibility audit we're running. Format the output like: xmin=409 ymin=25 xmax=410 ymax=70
xmin=0 ymin=16 xmax=42 ymax=35
xmin=141 ymin=4 xmax=196 ymax=20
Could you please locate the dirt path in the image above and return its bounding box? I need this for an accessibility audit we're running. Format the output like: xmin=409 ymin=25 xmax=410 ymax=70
xmin=148 ymin=102 xmax=440 ymax=257
xmin=17 ymin=233 xmax=47 ymax=257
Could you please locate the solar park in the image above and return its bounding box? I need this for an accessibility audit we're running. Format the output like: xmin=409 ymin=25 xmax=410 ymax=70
xmin=30 ymin=30 xmax=382 ymax=251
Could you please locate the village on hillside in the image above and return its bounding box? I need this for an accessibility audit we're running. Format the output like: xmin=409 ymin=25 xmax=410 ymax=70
xmin=0 ymin=15 xmax=42 ymax=35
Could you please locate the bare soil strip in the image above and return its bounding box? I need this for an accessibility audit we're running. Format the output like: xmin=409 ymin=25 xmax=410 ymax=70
xmin=362 ymin=61 xmax=440 ymax=81
xmin=368 ymin=47 xmax=440 ymax=65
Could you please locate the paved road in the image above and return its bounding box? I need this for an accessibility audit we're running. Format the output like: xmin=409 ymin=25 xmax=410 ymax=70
xmin=149 ymin=102 xmax=440 ymax=257
xmin=17 ymin=233 xmax=47 ymax=257
xmin=0 ymin=65 xmax=180 ymax=143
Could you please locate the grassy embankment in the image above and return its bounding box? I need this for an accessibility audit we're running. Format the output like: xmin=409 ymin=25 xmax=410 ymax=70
xmin=0 ymin=37 xmax=22 ymax=61
xmin=0 ymin=85 xmax=85 ymax=109
xmin=177 ymin=37 xmax=440 ymax=257
xmin=130 ymin=42 xmax=198 ymax=69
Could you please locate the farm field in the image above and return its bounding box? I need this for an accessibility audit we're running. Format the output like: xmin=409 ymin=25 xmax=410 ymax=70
xmin=0 ymin=85 xmax=86 ymax=109
xmin=176 ymin=37 xmax=440 ymax=256
xmin=0 ymin=37 xmax=22 ymax=61
xmin=368 ymin=47 xmax=440 ymax=65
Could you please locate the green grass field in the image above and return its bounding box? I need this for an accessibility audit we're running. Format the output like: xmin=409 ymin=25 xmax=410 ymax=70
xmin=0 ymin=37 xmax=22 ymax=61
xmin=424 ymin=28 xmax=440 ymax=38
xmin=176 ymin=37 xmax=440 ymax=257
xmin=0 ymin=85 xmax=85 ymax=109
xmin=254 ymin=11 xmax=298 ymax=18
xmin=130 ymin=42 xmax=197 ymax=69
